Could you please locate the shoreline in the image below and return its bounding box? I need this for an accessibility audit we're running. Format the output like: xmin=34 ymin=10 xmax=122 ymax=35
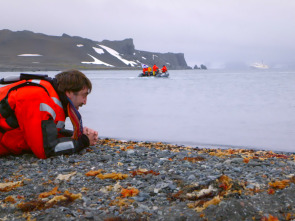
xmin=0 ymin=65 xmax=190 ymax=73
xmin=102 ymin=136 xmax=295 ymax=154
xmin=0 ymin=66 xmax=142 ymax=73
xmin=1 ymin=138 xmax=295 ymax=220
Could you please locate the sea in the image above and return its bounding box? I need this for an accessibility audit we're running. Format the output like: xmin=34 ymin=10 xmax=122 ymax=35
xmin=1 ymin=69 xmax=294 ymax=152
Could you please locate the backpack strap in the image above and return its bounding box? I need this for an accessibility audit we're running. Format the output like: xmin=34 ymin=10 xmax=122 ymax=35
xmin=0 ymin=81 xmax=50 ymax=131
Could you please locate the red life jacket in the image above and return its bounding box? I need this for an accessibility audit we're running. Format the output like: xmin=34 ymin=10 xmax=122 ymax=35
xmin=153 ymin=65 xmax=159 ymax=72
xmin=0 ymin=79 xmax=67 ymax=158
xmin=162 ymin=66 xmax=167 ymax=73
xmin=143 ymin=67 xmax=148 ymax=73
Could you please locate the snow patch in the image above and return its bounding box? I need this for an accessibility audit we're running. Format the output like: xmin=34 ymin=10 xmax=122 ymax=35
xmin=142 ymin=57 xmax=146 ymax=60
xmin=82 ymin=54 xmax=114 ymax=67
xmin=93 ymin=47 xmax=104 ymax=54
xmin=99 ymin=44 xmax=137 ymax=67
xmin=18 ymin=54 xmax=42 ymax=56
xmin=77 ymin=44 xmax=84 ymax=47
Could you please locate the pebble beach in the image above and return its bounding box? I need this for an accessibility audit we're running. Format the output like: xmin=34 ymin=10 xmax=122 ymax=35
xmin=1 ymin=138 xmax=295 ymax=221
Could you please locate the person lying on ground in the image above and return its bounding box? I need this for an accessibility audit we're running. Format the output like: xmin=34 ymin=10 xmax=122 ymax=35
xmin=0 ymin=69 xmax=98 ymax=159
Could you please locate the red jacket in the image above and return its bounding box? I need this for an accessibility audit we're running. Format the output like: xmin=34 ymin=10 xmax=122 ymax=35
xmin=143 ymin=67 xmax=148 ymax=73
xmin=162 ymin=66 xmax=168 ymax=73
xmin=153 ymin=65 xmax=159 ymax=72
xmin=0 ymin=78 xmax=88 ymax=158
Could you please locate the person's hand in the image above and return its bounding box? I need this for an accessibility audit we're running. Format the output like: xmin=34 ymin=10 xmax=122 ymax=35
xmin=83 ymin=127 xmax=98 ymax=146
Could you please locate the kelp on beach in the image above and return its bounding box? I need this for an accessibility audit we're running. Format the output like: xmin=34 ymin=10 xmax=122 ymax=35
xmin=1 ymin=138 xmax=295 ymax=220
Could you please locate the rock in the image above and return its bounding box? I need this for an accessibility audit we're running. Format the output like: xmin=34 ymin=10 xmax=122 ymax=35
xmin=1 ymin=138 xmax=294 ymax=221
xmin=188 ymin=174 xmax=196 ymax=181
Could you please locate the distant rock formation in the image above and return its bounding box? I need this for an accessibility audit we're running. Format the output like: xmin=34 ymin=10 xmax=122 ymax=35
xmin=194 ymin=64 xmax=207 ymax=70
xmin=0 ymin=29 xmax=190 ymax=71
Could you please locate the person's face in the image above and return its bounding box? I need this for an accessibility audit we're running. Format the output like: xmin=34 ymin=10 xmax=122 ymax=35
xmin=66 ymin=87 xmax=89 ymax=110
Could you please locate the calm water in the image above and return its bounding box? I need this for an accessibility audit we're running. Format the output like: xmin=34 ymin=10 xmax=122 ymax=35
xmin=1 ymin=69 xmax=294 ymax=152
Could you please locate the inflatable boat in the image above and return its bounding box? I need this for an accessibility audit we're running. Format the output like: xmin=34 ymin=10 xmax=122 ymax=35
xmin=138 ymin=72 xmax=169 ymax=78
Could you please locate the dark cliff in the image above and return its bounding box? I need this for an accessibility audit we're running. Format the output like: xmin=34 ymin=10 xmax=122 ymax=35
xmin=0 ymin=29 xmax=189 ymax=71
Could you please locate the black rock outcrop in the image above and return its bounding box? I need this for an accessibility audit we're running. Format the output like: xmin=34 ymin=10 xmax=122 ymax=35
xmin=0 ymin=29 xmax=190 ymax=71
xmin=194 ymin=64 xmax=207 ymax=70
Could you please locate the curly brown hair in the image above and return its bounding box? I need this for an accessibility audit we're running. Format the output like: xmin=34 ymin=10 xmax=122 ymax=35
xmin=55 ymin=69 xmax=92 ymax=94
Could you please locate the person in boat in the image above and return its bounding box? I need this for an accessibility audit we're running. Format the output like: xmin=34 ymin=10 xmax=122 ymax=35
xmin=142 ymin=66 xmax=149 ymax=76
xmin=0 ymin=69 xmax=98 ymax=159
xmin=152 ymin=64 xmax=159 ymax=76
xmin=161 ymin=65 xmax=168 ymax=73
xmin=147 ymin=66 xmax=152 ymax=76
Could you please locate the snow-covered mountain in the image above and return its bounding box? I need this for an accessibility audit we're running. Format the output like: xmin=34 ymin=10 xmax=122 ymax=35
xmin=0 ymin=29 xmax=189 ymax=71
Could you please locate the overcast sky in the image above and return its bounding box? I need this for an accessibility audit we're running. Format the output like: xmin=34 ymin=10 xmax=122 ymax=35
xmin=2 ymin=0 xmax=295 ymax=68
